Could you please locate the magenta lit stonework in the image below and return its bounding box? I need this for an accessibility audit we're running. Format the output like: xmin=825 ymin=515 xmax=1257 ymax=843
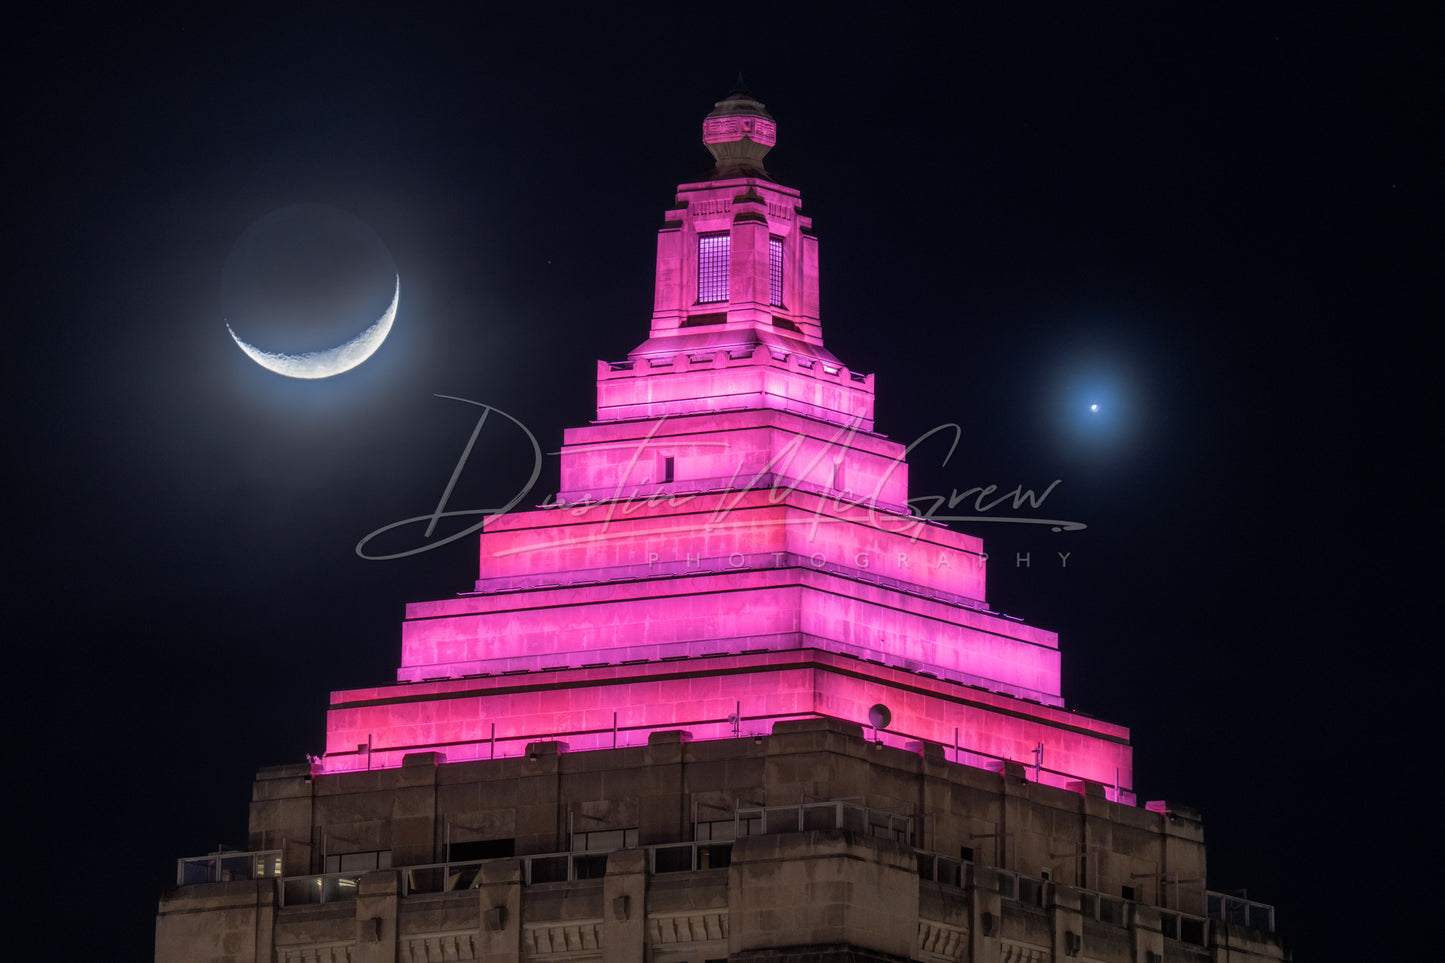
xmin=702 ymin=115 xmax=777 ymax=147
xmin=319 ymin=96 xmax=1135 ymax=803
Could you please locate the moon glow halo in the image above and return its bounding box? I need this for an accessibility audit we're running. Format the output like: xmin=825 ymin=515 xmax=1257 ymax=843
xmin=227 ymin=275 xmax=399 ymax=379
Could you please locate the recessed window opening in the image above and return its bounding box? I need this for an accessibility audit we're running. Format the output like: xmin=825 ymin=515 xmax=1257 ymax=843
xmin=768 ymin=235 xmax=784 ymax=306
xmin=696 ymin=819 xmax=739 ymax=842
xmin=698 ymin=233 xmax=730 ymax=303
xmin=662 ymin=456 xmax=675 ymax=483
xmin=448 ymin=839 xmax=514 ymax=862
xmin=571 ymin=828 xmax=639 ymax=852
xmin=325 ymin=850 xmax=391 ymax=873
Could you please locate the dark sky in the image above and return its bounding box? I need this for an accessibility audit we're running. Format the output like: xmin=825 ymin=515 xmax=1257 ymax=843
xmin=8 ymin=6 xmax=1434 ymax=959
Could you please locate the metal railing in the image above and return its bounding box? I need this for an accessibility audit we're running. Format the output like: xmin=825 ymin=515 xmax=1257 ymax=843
xmin=527 ymin=851 xmax=606 ymax=884
xmin=176 ymin=850 xmax=282 ymax=886
xmin=734 ymin=801 xmax=912 ymax=843
xmin=397 ymin=850 xmax=612 ymax=889
xmin=183 ymin=843 xmax=731 ymax=908
xmin=916 ymin=856 xmax=1277 ymax=944
xmin=915 ymin=851 xmax=966 ymax=887
xmin=1207 ymin=890 xmax=1276 ymax=933
xmin=185 ymin=840 xmax=1275 ymax=943
xmin=395 ymin=842 xmax=735 ymax=897
xmin=1158 ymin=908 xmax=1210 ymax=946
xmin=279 ymin=872 xmax=365 ymax=906
xmin=1078 ymin=890 xmax=1129 ymax=927
xmin=400 ymin=860 xmax=486 ymax=895
xmin=179 ymin=800 xmax=907 ymax=897
xmin=648 ymin=840 xmax=733 ymax=873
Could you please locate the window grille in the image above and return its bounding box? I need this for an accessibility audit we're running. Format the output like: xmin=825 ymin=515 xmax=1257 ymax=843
xmin=768 ymin=235 xmax=784 ymax=306
xmin=698 ymin=233 xmax=730 ymax=303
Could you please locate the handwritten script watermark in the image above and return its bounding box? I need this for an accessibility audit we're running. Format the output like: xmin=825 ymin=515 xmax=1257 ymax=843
xmin=355 ymin=395 xmax=1085 ymax=561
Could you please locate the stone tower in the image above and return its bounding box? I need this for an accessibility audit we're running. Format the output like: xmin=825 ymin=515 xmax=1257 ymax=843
xmin=157 ymin=92 xmax=1286 ymax=963
xmin=323 ymin=88 xmax=1128 ymax=790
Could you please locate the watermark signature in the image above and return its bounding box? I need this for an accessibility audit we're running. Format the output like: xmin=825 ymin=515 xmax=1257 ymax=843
xmin=355 ymin=396 xmax=542 ymax=560
xmin=355 ymin=395 xmax=1085 ymax=561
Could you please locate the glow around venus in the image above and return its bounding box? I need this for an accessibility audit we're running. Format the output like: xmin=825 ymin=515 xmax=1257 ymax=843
xmin=227 ymin=275 xmax=399 ymax=379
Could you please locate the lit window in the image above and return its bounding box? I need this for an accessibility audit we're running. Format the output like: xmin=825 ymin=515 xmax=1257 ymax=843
xmin=698 ymin=233 xmax=730 ymax=303
xmin=768 ymin=235 xmax=784 ymax=307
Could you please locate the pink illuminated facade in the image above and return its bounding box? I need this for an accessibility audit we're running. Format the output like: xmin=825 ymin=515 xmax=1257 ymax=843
xmin=318 ymin=92 xmax=1133 ymax=800
xmin=159 ymin=91 xmax=1288 ymax=963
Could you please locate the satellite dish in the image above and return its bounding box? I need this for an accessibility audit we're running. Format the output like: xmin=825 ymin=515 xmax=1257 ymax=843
xmin=867 ymin=704 xmax=891 ymax=730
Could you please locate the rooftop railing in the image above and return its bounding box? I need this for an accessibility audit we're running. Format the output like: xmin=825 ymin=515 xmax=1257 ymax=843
xmin=1207 ymin=890 xmax=1277 ymax=933
xmin=915 ymin=856 xmax=1278 ymax=941
xmin=649 ymin=840 xmax=732 ymax=874
xmin=733 ymin=800 xmax=912 ymax=843
xmin=1158 ymin=908 xmax=1211 ymax=946
xmin=179 ymin=807 xmax=1272 ymax=936
xmin=280 ymin=871 xmax=366 ymax=906
xmin=175 ymin=850 xmax=281 ymax=886
xmin=209 ymin=801 xmax=905 ymax=907
xmin=395 ymin=842 xmax=735 ymax=899
xmin=913 ymin=851 xmax=966 ymax=888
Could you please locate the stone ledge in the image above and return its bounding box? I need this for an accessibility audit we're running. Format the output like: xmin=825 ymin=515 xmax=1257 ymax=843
xmin=731 ymin=943 xmax=913 ymax=963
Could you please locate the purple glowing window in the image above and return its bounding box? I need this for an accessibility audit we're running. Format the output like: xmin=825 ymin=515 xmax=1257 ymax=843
xmin=768 ymin=236 xmax=783 ymax=307
xmin=698 ymin=233 xmax=730 ymax=303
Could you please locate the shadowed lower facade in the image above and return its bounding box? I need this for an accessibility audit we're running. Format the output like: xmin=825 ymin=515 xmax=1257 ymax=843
xmin=158 ymin=90 xmax=1287 ymax=963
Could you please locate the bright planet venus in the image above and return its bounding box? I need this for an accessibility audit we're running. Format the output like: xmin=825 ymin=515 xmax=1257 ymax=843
xmin=222 ymin=204 xmax=398 ymax=379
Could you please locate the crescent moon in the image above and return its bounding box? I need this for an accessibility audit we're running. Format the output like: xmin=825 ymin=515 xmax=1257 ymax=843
xmin=226 ymin=275 xmax=399 ymax=379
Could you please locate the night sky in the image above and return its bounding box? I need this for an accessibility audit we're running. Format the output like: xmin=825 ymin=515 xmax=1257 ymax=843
xmin=9 ymin=7 xmax=1434 ymax=960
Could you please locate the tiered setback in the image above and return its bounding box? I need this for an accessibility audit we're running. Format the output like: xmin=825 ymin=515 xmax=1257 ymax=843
xmin=317 ymin=108 xmax=1135 ymax=800
xmin=593 ymin=344 xmax=876 ymax=429
xmin=469 ymin=489 xmax=982 ymax=598
xmin=322 ymin=478 xmax=1109 ymax=785
xmin=326 ymin=649 xmax=1131 ymax=795
xmin=402 ymin=567 xmax=1050 ymax=697
xmin=559 ymin=407 xmax=896 ymax=508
